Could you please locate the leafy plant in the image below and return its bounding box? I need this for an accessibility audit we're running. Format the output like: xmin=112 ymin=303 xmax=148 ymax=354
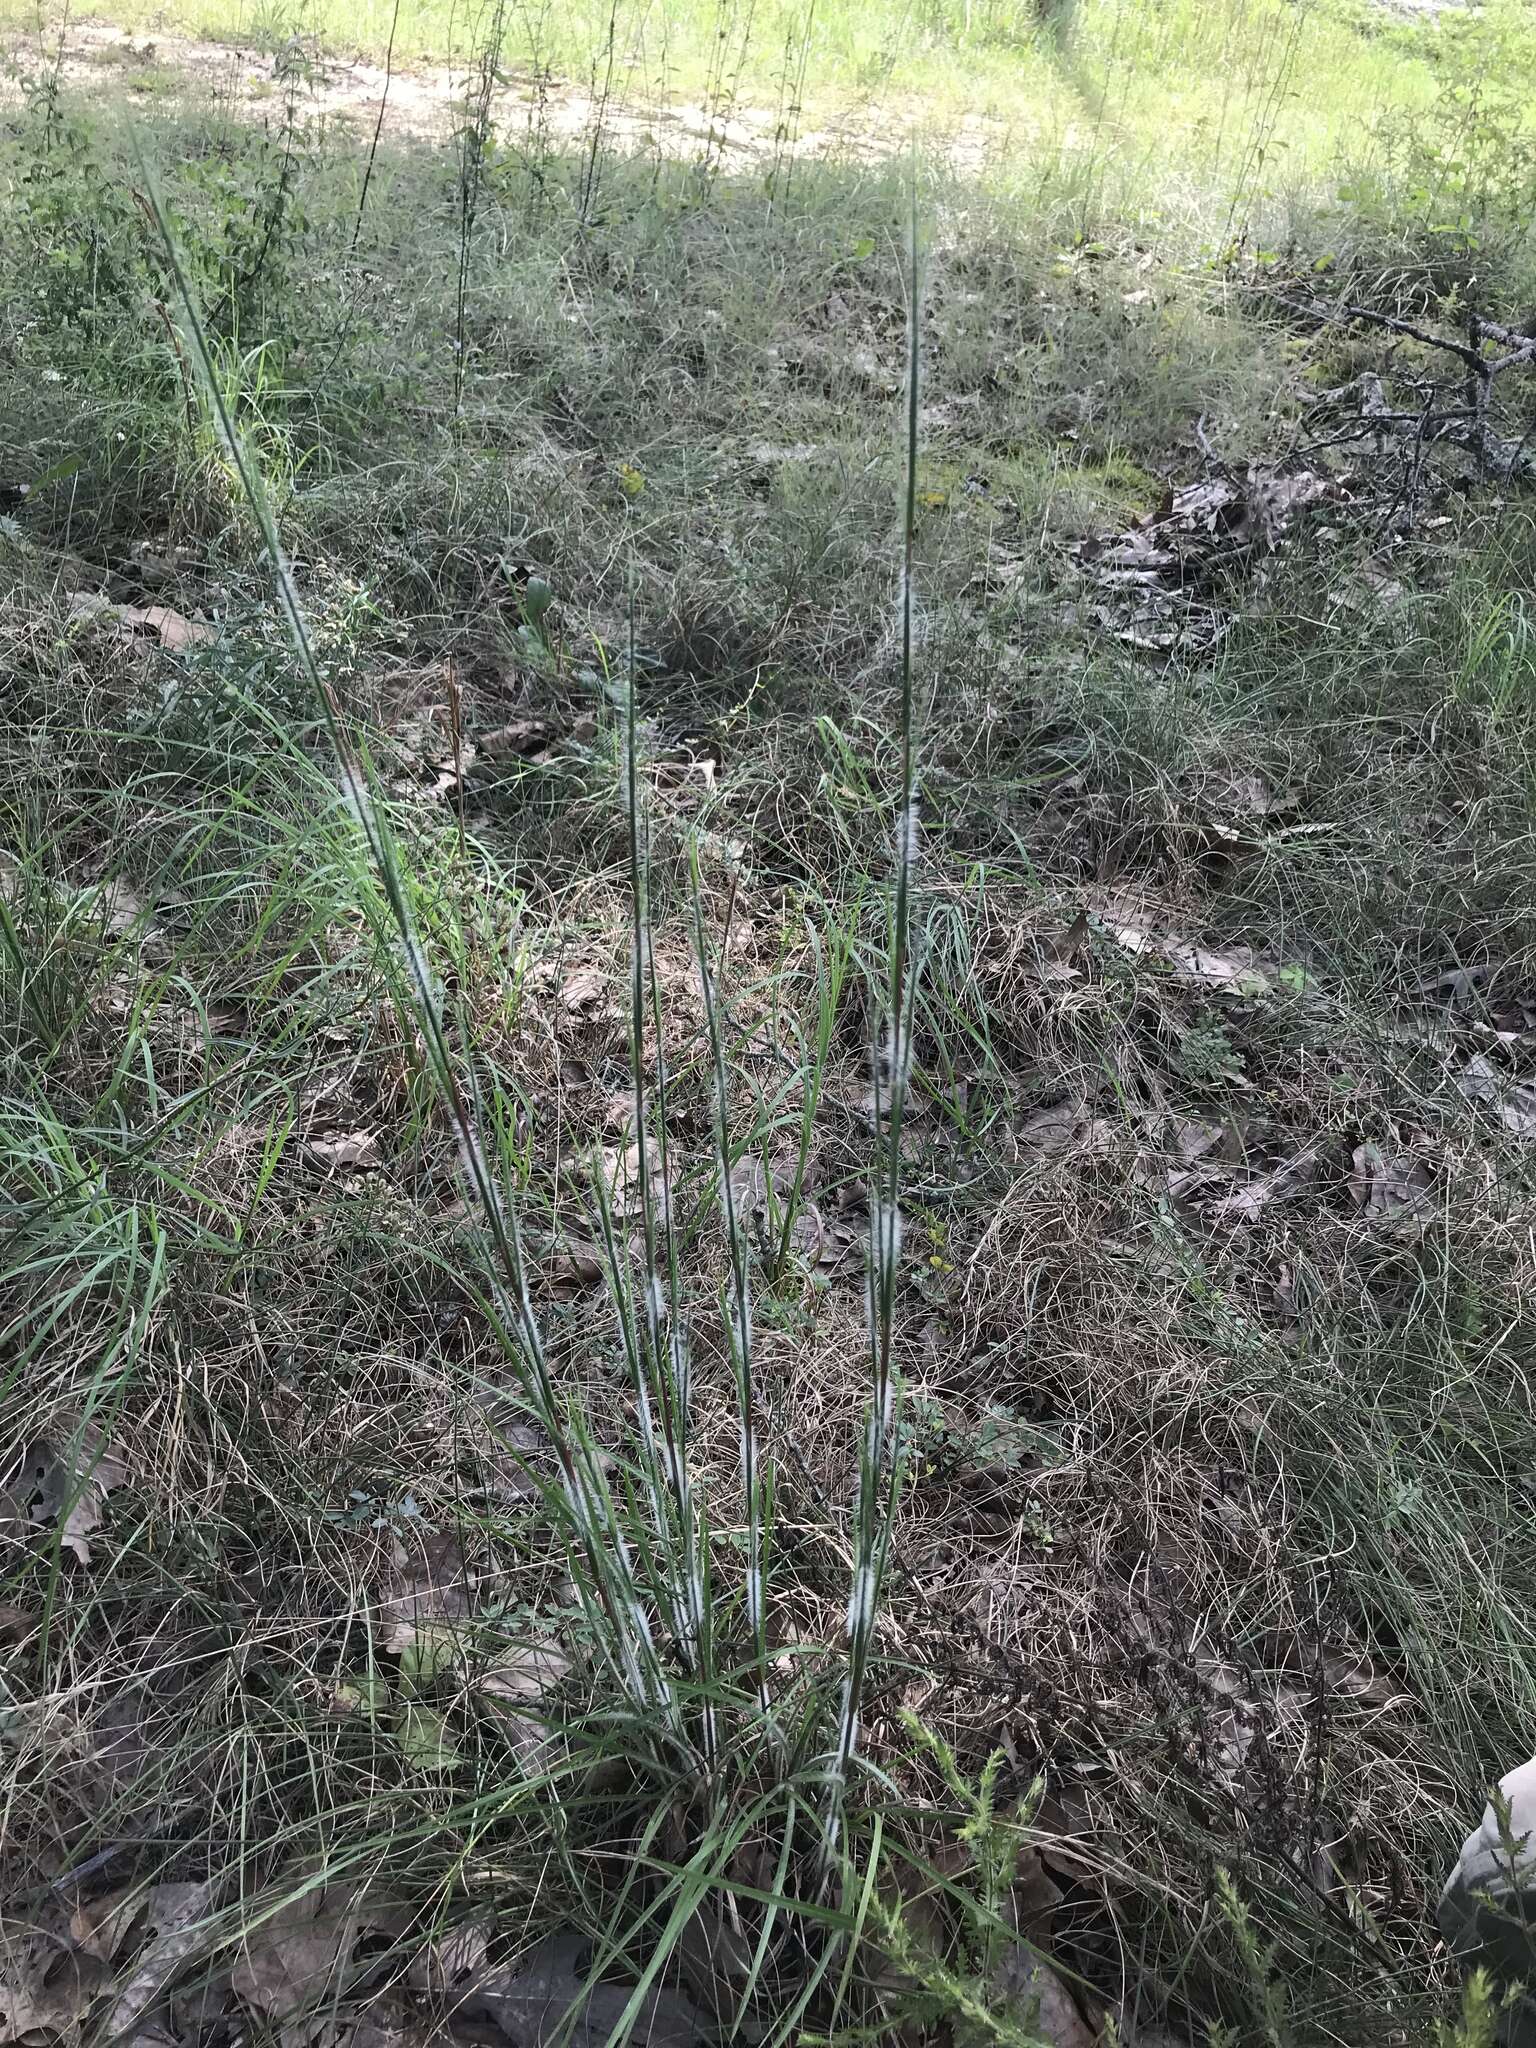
xmin=1370 ymin=0 xmax=1536 ymax=253
xmin=10 ymin=72 xmax=146 ymax=360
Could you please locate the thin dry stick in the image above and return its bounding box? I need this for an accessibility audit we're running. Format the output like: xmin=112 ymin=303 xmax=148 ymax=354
xmin=446 ymin=660 xmax=468 ymax=864
xmin=351 ymin=0 xmax=403 ymax=257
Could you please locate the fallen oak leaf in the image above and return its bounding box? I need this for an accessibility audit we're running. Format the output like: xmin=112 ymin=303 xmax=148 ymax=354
xmin=231 ymin=1879 xmax=394 ymax=2021
xmin=69 ymin=1887 xmax=148 ymax=1964
xmin=468 ymin=1932 xmax=712 ymax=2048
xmin=1207 ymin=1147 xmax=1318 ymax=1224
xmin=992 ymin=1944 xmax=1096 ymax=2048
xmin=306 ymin=1130 xmax=384 ymax=1172
xmin=477 ymin=1642 xmax=571 ymax=1702
xmin=1460 ymin=1053 xmax=1536 ymax=1139
xmin=105 ymin=1881 xmax=216 ymax=2038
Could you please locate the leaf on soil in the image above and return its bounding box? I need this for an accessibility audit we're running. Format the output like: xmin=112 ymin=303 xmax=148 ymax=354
xmin=7 ymin=1421 xmax=131 ymax=1564
xmin=478 ymin=1642 xmax=571 ymax=1703
xmin=306 ymin=1130 xmax=384 ymax=1171
xmin=67 ymin=592 xmax=214 ymax=652
xmin=1207 ymin=1147 xmax=1318 ymax=1223
xmin=992 ymin=1945 xmax=1096 ymax=2048
xmin=378 ymin=1532 xmax=476 ymax=1675
xmin=0 ymin=1914 xmax=109 ymax=2045
xmin=1348 ymin=1139 xmax=1433 ymax=1218
xmin=469 ymin=1933 xmax=712 ymax=2048
xmin=69 ymin=1888 xmax=148 ymax=1964
xmin=106 ymin=1881 xmax=216 ymax=2038
xmin=231 ymin=1878 xmax=396 ymax=2021
xmin=1460 ymin=1053 xmax=1536 ymax=1139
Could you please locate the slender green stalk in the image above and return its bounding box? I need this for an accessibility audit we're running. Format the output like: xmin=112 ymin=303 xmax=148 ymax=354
xmin=589 ymin=636 xmax=717 ymax=1759
xmin=133 ymin=141 xmax=680 ymax=1741
xmin=826 ymin=176 xmax=924 ymax=1846
xmin=690 ymin=837 xmax=772 ymax=1722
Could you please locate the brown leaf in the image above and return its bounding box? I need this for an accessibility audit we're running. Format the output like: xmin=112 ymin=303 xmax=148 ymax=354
xmin=470 ymin=1933 xmax=710 ymax=2048
xmin=230 ymin=1882 xmax=384 ymax=2022
xmin=477 ymin=1642 xmax=571 ymax=1703
xmin=1460 ymin=1053 xmax=1536 ymax=1139
xmin=992 ymin=1946 xmax=1095 ymax=2048
xmin=69 ymin=1887 xmax=147 ymax=1963
xmin=1207 ymin=1148 xmax=1318 ymax=1223
xmin=306 ymin=1131 xmax=384 ymax=1172
xmin=1032 ymin=1785 xmax=1107 ymax=1883
xmin=106 ymin=1881 xmax=216 ymax=2037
